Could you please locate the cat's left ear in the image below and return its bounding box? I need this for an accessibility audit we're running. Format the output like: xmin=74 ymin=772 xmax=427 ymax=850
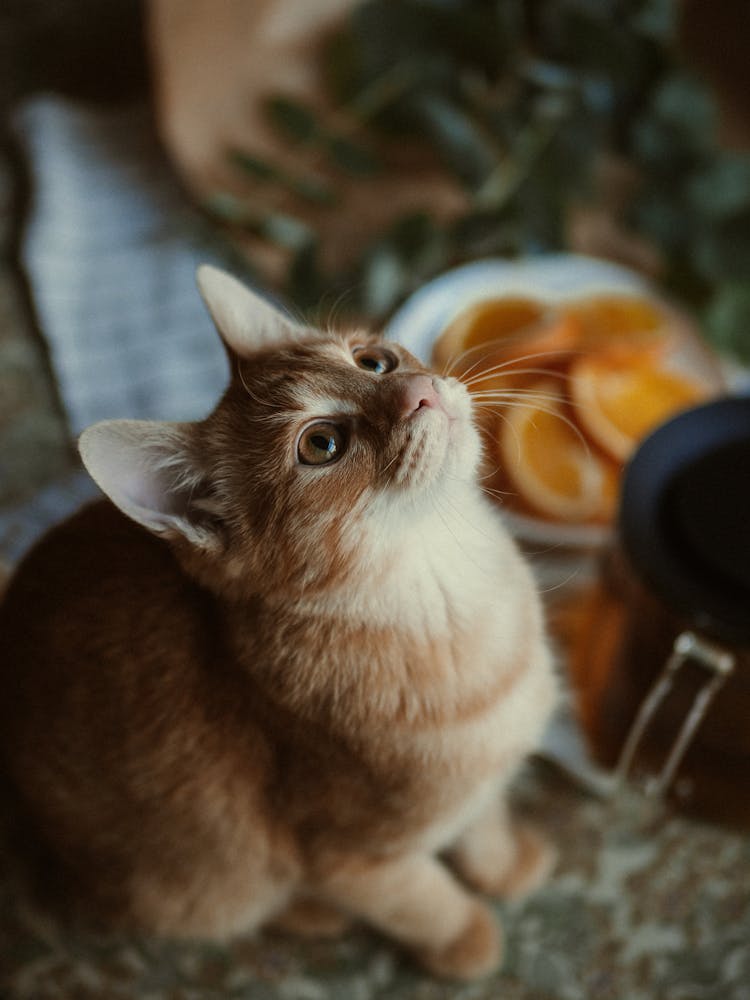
xmin=79 ymin=419 xmax=221 ymax=550
xmin=196 ymin=264 xmax=304 ymax=357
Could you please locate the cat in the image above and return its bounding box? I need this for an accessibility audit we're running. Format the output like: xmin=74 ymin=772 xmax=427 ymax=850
xmin=0 ymin=266 xmax=557 ymax=980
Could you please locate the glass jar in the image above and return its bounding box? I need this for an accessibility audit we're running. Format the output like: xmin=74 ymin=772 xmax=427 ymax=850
xmin=566 ymin=396 xmax=750 ymax=827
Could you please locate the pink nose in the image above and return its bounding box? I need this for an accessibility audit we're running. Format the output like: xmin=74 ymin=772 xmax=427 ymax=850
xmin=399 ymin=374 xmax=443 ymax=418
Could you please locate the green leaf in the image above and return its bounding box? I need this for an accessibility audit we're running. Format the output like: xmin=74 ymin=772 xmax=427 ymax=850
xmin=210 ymin=0 xmax=744 ymax=355
xmin=651 ymin=76 xmax=716 ymax=146
xmin=364 ymin=245 xmax=409 ymax=316
xmin=406 ymin=93 xmax=498 ymax=188
xmin=264 ymin=96 xmax=318 ymax=143
xmin=693 ymin=213 xmax=750 ymax=282
xmin=325 ymin=135 xmax=381 ymax=176
xmin=287 ymin=242 xmax=327 ymax=312
xmin=687 ymin=155 xmax=750 ymax=220
xmin=704 ymin=283 xmax=750 ymax=363
xmin=449 ymin=208 xmax=522 ymax=259
xmin=228 ymin=151 xmax=277 ymax=182
xmin=288 ymin=175 xmax=338 ymax=206
xmin=203 ymin=191 xmax=255 ymax=225
xmin=631 ymin=0 xmax=677 ymax=43
xmin=228 ymin=149 xmax=336 ymax=206
xmin=633 ymin=190 xmax=695 ymax=251
xmin=260 ymin=214 xmax=315 ymax=250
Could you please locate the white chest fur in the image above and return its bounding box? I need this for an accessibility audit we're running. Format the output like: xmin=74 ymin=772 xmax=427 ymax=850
xmin=352 ymin=484 xmax=558 ymax=761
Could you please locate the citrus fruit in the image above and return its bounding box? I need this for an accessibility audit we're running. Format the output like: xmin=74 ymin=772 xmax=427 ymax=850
xmin=571 ymin=352 xmax=708 ymax=462
xmin=432 ymin=297 xmax=547 ymax=372
xmin=561 ymin=294 xmax=669 ymax=355
xmin=459 ymin=313 xmax=582 ymax=396
xmin=498 ymin=379 xmax=619 ymax=523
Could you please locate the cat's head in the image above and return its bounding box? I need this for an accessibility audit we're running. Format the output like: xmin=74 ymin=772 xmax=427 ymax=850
xmin=79 ymin=267 xmax=482 ymax=598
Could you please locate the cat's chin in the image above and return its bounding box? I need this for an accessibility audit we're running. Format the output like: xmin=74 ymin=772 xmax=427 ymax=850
xmin=388 ymin=406 xmax=481 ymax=497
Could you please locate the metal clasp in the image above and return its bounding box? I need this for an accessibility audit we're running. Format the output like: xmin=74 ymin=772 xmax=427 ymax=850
xmin=614 ymin=630 xmax=735 ymax=799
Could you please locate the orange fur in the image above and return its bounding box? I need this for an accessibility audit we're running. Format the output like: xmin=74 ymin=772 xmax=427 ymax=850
xmin=0 ymin=268 xmax=557 ymax=980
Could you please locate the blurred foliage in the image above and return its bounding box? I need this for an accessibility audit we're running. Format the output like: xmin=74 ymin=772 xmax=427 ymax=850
xmin=210 ymin=0 xmax=750 ymax=361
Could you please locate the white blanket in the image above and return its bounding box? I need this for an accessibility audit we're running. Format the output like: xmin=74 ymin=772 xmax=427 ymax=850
xmin=1 ymin=96 xmax=251 ymax=562
xmin=14 ymin=96 xmax=231 ymax=434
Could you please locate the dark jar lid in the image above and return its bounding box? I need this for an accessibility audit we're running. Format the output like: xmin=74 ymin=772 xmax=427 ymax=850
xmin=619 ymin=395 xmax=750 ymax=648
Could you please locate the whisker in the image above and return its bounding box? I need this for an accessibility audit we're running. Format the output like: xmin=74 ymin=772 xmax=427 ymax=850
xmin=379 ymin=450 xmax=403 ymax=479
xmin=473 ymin=464 xmax=503 ymax=484
xmin=442 ymin=321 xmax=555 ymax=377
xmin=458 ymin=349 xmax=579 ymax=385
xmin=469 ymin=389 xmax=567 ymax=404
xmin=318 ymin=286 xmax=357 ymax=332
xmin=537 ymin=564 xmax=585 ymax=596
xmin=428 ymin=493 xmax=499 ymax=573
xmin=445 ymin=347 xmax=499 ymax=382
xmin=238 ymin=361 xmax=273 ymax=408
xmin=482 ymin=403 xmax=525 ymax=468
xmin=482 ymin=484 xmax=515 ymax=503
xmin=442 ymin=341 xmax=501 ymax=378
xmin=461 ymin=366 xmax=576 ymax=387
xmin=471 ymin=398 xmax=592 ymax=456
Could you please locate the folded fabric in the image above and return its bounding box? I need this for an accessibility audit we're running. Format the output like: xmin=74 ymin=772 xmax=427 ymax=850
xmin=1 ymin=96 xmax=252 ymax=562
xmin=13 ymin=96 xmax=232 ymax=435
xmin=0 ymin=469 xmax=98 ymax=565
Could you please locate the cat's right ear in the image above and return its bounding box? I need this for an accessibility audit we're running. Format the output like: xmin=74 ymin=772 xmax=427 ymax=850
xmin=79 ymin=419 xmax=220 ymax=550
xmin=196 ymin=265 xmax=304 ymax=357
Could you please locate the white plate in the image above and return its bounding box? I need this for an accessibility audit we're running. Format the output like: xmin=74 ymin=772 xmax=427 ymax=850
xmin=384 ymin=254 xmax=658 ymax=551
xmin=386 ymin=253 xmax=649 ymax=364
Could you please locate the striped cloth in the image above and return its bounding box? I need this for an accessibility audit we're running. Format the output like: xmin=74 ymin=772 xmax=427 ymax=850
xmin=0 ymin=96 xmax=247 ymax=562
xmin=14 ymin=96 xmax=231 ymax=434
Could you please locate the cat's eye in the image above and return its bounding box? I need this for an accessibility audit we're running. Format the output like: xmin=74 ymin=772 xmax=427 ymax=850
xmin=353 ymin=345 xmax=397 ymax=374
xmin=297 ymin=422 xmax=347 ymax=466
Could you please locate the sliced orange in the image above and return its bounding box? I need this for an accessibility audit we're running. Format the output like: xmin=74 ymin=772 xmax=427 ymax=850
xmin=460 ymin=313 xmax=581 ymax=397
xmin=561 ymin=294 xmax=669 ymax=356
xmin=498 ymin=379 xmax=619 ymax=523
xmin=432 ymin=297 xmax=547 ymax=372
xmin=572 ymin=352 xmax=708 ymax=462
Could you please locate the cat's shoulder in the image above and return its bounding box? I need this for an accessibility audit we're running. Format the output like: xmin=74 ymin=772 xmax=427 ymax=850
xmin=0 ymin=498 xmax=182 ymax=614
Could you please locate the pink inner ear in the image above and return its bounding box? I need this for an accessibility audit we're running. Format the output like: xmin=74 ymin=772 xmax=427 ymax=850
xmin=80 ymin=421 xmax=192 ymax=531
xmin=122 ymin=466 xmax=180 ymax=517
xmin=81 ymin=421 xmax=214 ymax=546
xmin=196 ymin=264 xmax=301 ymax=358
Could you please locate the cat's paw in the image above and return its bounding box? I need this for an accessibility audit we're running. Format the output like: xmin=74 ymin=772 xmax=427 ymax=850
xmin=269 ymin=897 xmax=351 ymax=939
xmin=416 ymin=901 xmax=502 ymax=981
xmin=488 ymin=823 xmax=557 ymax=900
xmin=500 ymin=823 xmax=557 ymax=900
xmin=455 ymin=823 xmax=557 ymax=900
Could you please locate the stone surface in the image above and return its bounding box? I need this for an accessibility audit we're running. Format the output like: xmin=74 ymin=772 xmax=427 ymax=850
xmin=0 ymin=144 xmax=73 ymax=507
xmin=1 ymin=767 xmax=748 ymax=1000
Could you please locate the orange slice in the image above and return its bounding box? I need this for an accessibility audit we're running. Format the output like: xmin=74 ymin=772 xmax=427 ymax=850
xmin=432 ymin=297 xmax=547 ymax=372
xmin=499 ymin=379 xmax=619 ymax=523
xmin=561 ymin=294 xmax=669 ymax=355
xmin=460 ymin=313 xmax=581 ymax=396
xmin=572 ymin=353 xmax=708 ymax=462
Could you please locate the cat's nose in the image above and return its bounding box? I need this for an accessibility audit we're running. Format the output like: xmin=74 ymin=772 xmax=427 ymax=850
xmin=399 ymin=375 xmax=444 ymax=418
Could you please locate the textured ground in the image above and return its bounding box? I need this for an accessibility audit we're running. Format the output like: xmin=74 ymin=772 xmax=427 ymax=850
xmin=2 ymin=768 xmax=749 ymax=1000
xmin=0 ymin=135 xmax=748 ymax=1000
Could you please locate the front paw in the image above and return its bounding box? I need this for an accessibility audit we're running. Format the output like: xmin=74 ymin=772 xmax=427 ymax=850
xmin=268 ymin=897 xmax=351 ymax=939
xmin=454 ymin=823 xmax=557 ymax=900
xmin=416 ymin=900 xmax=502 ymax=981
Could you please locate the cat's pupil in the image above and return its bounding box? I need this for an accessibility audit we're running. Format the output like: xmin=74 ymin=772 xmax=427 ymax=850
xmin=312 ymin=434 xmax=336 ymax=455
xmin=353 ymin=347 xmax=397 ymax=374
xmin=360 ymin=355 xmax=386 ymax=373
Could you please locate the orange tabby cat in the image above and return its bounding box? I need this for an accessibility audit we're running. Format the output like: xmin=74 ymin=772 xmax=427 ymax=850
xmin=0 ymin=267 xmax=557 ymax=980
